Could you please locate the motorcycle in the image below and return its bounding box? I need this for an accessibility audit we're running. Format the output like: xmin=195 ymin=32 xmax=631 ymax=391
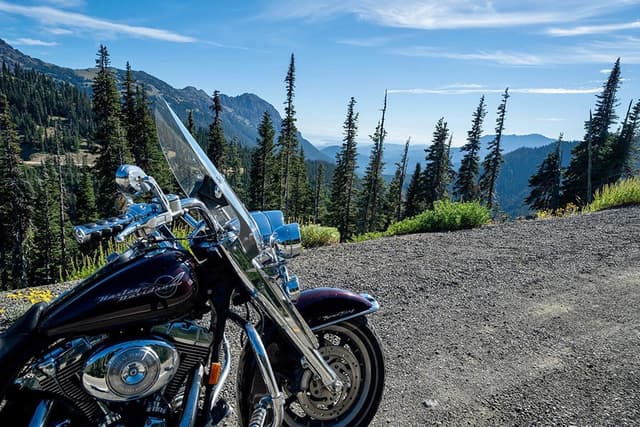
xmin=0 ymin=99 xmax=385 ymax=426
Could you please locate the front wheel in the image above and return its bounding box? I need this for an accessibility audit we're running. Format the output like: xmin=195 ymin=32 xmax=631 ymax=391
xmin=237 ymin=317 xmax=385 ymax=427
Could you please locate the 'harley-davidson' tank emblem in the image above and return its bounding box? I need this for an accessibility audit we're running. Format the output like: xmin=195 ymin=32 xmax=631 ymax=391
xmin=96 ymin=272 xmax=188 ymax=303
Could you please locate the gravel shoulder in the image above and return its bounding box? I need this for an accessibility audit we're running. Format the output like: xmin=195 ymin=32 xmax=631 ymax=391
xmin=2 ymin=208 xmax=639 ymax=426
xmin=291 ymin=207 xmax=640 ymax=426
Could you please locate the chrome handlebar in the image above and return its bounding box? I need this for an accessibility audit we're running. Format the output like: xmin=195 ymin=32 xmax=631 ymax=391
xmin=73 ymin=214 xmax=134 ymax=244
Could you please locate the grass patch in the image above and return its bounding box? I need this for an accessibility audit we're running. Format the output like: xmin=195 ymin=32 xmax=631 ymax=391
xmin=387 ymin=200 xmax=490 ymax=235
xmin=586 ymin=177 xmax=640 ymax=212
xmin=301 ymin=224 xmax=340 ymax=248
xmin=351 ymin=200 xmax=490 ymax=242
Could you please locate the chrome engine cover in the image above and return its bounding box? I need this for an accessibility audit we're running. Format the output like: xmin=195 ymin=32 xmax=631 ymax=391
xmin=82 ymin=339 xmax=180 ymax=402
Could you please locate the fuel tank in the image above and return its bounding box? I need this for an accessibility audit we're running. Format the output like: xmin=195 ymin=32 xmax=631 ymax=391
xmin=40 ymin=248 xmax=199 ymax=338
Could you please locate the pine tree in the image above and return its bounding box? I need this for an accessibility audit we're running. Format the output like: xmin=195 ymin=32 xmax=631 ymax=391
xmin=278 ymin=54 xmax=300 ymax=219
xmin=608 ymin=100 xmax=640 ymax=182
xmin=0 ymin=94 xmax=32 ymax=289
xmin=384 ymin=137 xmax=410 ymax=225
xmin=357 ymin=92 xmax=388 ymax=233
xmin=480 ymin=88 xmax=510 ymax=209
xmin=455 ymin=95 xmax=486 ymax=201
xmin=186 ymin=111 xmax=195 ymax=136
xmin=92 ymin=45 xmax=131 ymax=216
xmin=226 ymin=136 xmax=245 ymax=197
xmin=121 ymin=62 xmax=138 ymax=160
xmin=313 ymin=162 xmax=325 ymax=224
xmin=31 ymin=159 xmax=61 ymax=285
xmin=290 ymin=147 xmax=312 ymax=222
xmin=76 ymin=162 xmax=98 ymax=223
xmin=562 ymin=59 xmax=622 ymax=205
xmin=248 ymin=111 xmax=277 ymax=210
xmin=403 ymin=162 xmax=424 ymax=218
xmin=134 ymin=84 xmax=173 ymax=189
xmin=328 ymin=97 xmax=359 ymax=242
xmin=207 ymin=90 xmax=227 ymax=170
xmin=525 ymin=134 xmax=563 ymax=212
xmin=422 ymin=118 xmax=451 ymax=208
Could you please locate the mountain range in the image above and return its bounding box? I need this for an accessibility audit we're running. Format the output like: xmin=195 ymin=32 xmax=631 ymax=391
xmin=0 ymin=39 xmax=330 ymax=162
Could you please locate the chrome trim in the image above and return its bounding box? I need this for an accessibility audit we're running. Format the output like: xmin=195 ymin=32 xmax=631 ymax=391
xmin=244 ymin=322 xmax=284 ymax=427
xmin=210 ymin=334 xmax=231 ymax=408
xmin=310 ymin=293 xmax=380 ymax=331
xmin=28 ymin=400 xmax=53 ymax=427
xmin=151 ymin=321 xmax=212 ymax=348
xmin=82 ymin=340 xmax=180 ymax=402
xmin=178 ymin=364 xmax=203 ymax=427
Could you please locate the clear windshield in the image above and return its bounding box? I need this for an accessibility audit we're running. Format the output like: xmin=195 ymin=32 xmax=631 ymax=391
xmin=154 ymin=99 xmax=262 ymax=258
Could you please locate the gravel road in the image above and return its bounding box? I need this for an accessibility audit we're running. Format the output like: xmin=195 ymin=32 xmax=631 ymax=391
xmin=2 ymin=207 xmax=639 ymax=426
xmin=290 ymin=207 xmax=640 ymax=426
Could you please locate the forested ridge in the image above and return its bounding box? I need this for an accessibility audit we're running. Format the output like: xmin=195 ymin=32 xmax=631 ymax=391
xmin=0 ymin=41 xmax=638 ymax=290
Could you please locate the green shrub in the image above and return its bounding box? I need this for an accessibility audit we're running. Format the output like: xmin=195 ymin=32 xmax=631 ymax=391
xmin=301 ymin=224 xmax=340 ymax=248
xmin=586 ymin=177 xmax=640 ymax=212
xmin=350 ymin=231 xmax=388 ymax=243
xmin=387 ymin=200 xmax=490 ymax=235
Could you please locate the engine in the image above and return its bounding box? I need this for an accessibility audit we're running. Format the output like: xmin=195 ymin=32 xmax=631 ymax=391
xmin=26 ymin=321 xmax=212 ymax=425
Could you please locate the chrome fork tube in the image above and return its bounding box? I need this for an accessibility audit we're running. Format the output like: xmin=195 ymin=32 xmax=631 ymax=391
xmin=210 ymin=334 xmax=232 ymax=409
xmin=244 ymin=322 xmax=284 ymax=427
xmin=178 ymin=364 xmax=204 ymax=427
xmin=28 ymin=400 xmax=53 ymax=427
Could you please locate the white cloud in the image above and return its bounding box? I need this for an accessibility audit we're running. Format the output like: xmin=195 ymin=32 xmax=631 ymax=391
xmin=337 ymin=37 xmax=392 ymax=47
xmin=45 ymin=27 xmax=74 ymax=35
xmin=388 ymin=87 xmax=600 ymax=95
xmin=547 ymin=20 xmax=640 ymax=37
xmin=390 ymin=46 xmax=544 ymax=66
xmin=11 ymin=37 xmax=58 ymax=46
xmin=0 ymin=1 xmax=196 ymax=43
xmin=600 ymin=68 xmax=612 ymax=74
xmin=40 ymin=0 xmax=85 ymax=8
xmin=266 ymin=0 xmax=636 ymax=30
xmin=537 ymin=117 xmax=566 ymax=122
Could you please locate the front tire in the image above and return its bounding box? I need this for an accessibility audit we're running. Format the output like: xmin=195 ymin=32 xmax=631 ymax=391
xmin=237 ymin=316 xmax=385 ymax=427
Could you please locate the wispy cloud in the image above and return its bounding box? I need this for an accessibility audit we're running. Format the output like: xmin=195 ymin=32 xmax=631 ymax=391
xmin=548 ymin=20 xmax=640 ymax=37
xmin=10 ymin=37 xmax=58 ymax=46
xmin=537 ymin=117 xmax=566 ymax=122
xmin=389 ymin=37 xmax=640 ymax=66
xmin=265 ymin=0 xmax=636 ymax=30
xmin=388 ymin=87 xmax=600 ymax=95
xmin=391 ymin=47 xmax=544 ymax=66
xmin=337 ymin=36 xmax=392 ymax=47
xmin=40 ymin=0 xmax=85 ymax=8
xmin=0 ymin=1 xmax=196 ymax=42
xmin=45 ymin=27 xmax=74 ymax=35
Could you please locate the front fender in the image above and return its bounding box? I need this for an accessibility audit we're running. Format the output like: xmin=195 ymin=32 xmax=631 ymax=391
xmin=294 ymin=287 xmax=379 ymax=331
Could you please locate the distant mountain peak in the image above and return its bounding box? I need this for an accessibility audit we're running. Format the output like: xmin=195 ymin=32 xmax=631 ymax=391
xmin=0 ymin=38 xmax=330 ymax=162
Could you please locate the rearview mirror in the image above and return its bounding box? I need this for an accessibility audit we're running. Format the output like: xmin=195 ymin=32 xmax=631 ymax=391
xmin=115 ymin=165 xmax=147 ymax=195
xmin=271 ymin=223 xmax=302 ymax=259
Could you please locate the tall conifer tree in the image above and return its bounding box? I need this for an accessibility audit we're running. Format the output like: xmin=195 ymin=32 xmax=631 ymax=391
xmin=455 ymin=96 xmax=486 ymax=201
xmin=357 ymin=92 xmax=388 ymax=233
xmin=0 ymin=94 xmax=31 ymax=289
xmin=92 ymin=45 xmax=131 ymax=216
xmin=525 ymin=134 xmax=563 ymax=212
xmin=249 ymin=111 xmax=277 ymax=210
xmin=562 ymin=59 xmax=621 ymax=205
xmin=403 ymin=162 xmax=424 ymax=218
xmin=186 ymin=111 xmax=195 ymax=136
xmin=384 ymin=137 xmax=410 ymax=225
xmin=278 ymin=54 xmax=299 ymax=219
xmin=208 ymin=90 xmax=227 ymax=170
xmin=422 ymin=118 xmax=451 ymax=208
xmin=329 ymin=97 xmax=359 ymax=242
xmin=480 ymin=88 xmax=509 ymax=210
xmin=608 ymin=100 xmax=640 ymax=182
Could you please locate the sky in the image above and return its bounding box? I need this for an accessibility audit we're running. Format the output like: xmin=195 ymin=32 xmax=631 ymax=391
xmin=1 ymin=0 xmax=639 ymax=148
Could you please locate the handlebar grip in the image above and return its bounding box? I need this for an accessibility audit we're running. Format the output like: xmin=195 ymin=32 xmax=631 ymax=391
xmin=73 ymin=214 xmax=133 ymax=244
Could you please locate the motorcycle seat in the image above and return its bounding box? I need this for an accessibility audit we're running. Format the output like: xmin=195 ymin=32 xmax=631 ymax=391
xmin=0 ymin=302 xmax=47 ymax=396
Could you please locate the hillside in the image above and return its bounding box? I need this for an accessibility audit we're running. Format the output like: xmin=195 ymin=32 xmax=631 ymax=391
xmin=0 ymin=39 xmax=329 ymax=162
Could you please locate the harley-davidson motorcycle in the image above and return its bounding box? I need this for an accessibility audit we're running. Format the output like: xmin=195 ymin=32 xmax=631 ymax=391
xmin=0 ymin=100 xmax=385 ymax=426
